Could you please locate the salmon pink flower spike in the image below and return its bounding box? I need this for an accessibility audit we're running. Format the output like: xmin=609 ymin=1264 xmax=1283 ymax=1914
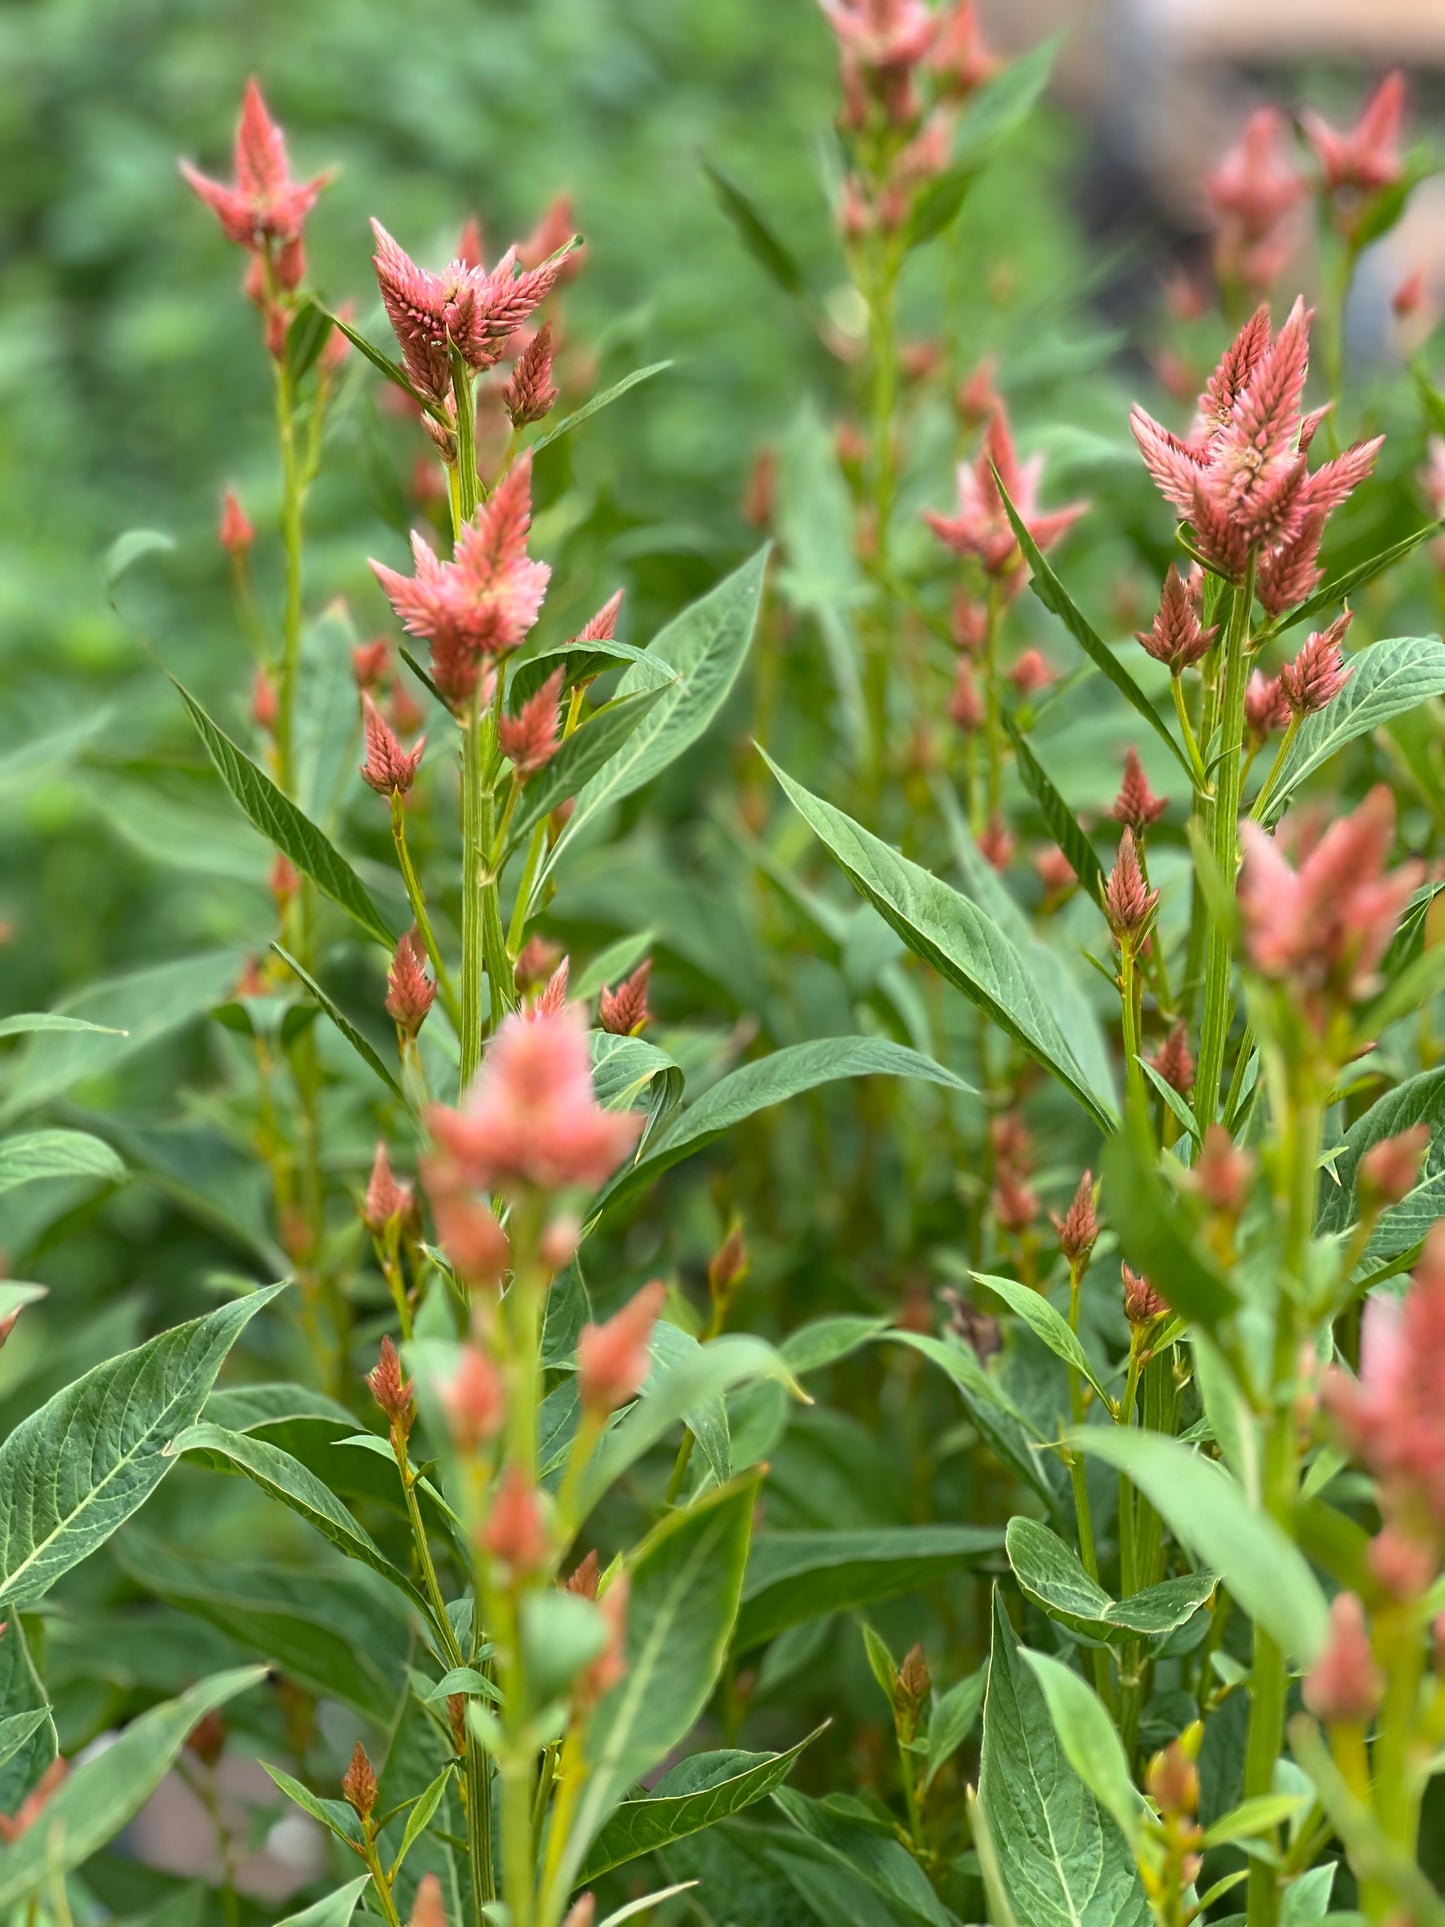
xmin=1052 ymin=1171 xmax=1098 ymax=1267
xmin=409 ymin=1872 xmax=449 ymax=1927
xmin=1006 ymin=648 xmax=1054 ymax=698
xmin=528 ymin=957 xmax=571 ymax=1020
xmin=360 ymin=694 xmax=425 ymax=796
xmin=427 ymin=1004 xmax=643 ymax=1195
xmin=342 ymin=1742 xmax=377 ymax=1821
xmin=482 ymin=1465 xmax=549 ymax=1574
xmin=505 ymin=323 xmax=558 ymax=427
xmin=1301 ymin=1593 xmax=1382 ymax=1725
xmin=1303 ymin=71 xmax=1406 ymax=197
xmin=367 ymin=1335 xmax=414 ymax=1429
xmin=1151 ymin=1021 xmax=1195 ymax=1097
xmin=1280 ymin=612 xmax=1353 ymax=716
xmin=924 ymin=406 xmax=1087 ymax=593
xmin=1135 ymin=564 xmax=1216 ymax=673
xmin=929 ymin=0 xmax=997 ymax=96
xmin=574 ymin=589 xmax=625 ymax=647
xmin=1238 ymin=785 xmax=1422 ymax=1010
xmin=1034 ymin=844 xmax=1076 ymax=898
xmin=977 ymin=813 xmax=1013 ymax=872
xmin=1359 ymin=1124 xmax=1430 ymax=1212
xmin=251 ymin=667 xmax=278 ymax=736
xmin=1207 ymin=108 xmax=1304 ymax=242
xmin=441 ymin=1344 xmax=506 ymax=1452
xmin=1122 ymin=1264 xmax=1168 ymax=1326
xmin=948 ymin=661 xmax=984 ymax=734
xmin=219 ymin=489 xmax=254 ymax=556
xmin=181 ymin=80 xmax=329 ymax=252
xmin=362 ymin=1143 xmax=414 ymax=1235
xmin=578 ymin=1279 xmax=668 ymax=1414
xmin=1188 ymin=1125 xmax=1254 ymax=1216
xmin=1104 ymin=828 xmax=1158 ymax=941
xmin=599 ymin=960 xmax=651 ymax=1037
xmin=1393 ymin=267 xmax=1427 ymax=320
xmin=819 ymin=0 xmax=937 ymax=74
xmin=520 ymin=195 xmax=583 ymax=281
xmin=1245 ymin=670 xmax=1291 ymax=742
xmin=386 ymin=929 xmax=436 ymax=1036
xmin=1109 ymin=747 xmax=1167 ymax=832
xmin=351 ymin=639 xmax=391 ymax=691
xmin=499 ymin=668 xmax=564 ymax=778
xmin=422 ymin=1166 xmax=511 ymax=1288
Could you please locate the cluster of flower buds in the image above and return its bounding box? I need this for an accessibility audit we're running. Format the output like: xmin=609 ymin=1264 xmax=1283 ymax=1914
xmin=924 ymin=404 xmax=1087 ymax=596
xmin=1302 ymin=71 xmax=1406 ymax=238
xmin=360 ymin=693 xmax=426 ymax=797
xmin=1150 ymin=1021 xmax=1194 ymax=1099
xmin=1302 ymin=1591 xmax=1383 ymax=1724
xmin=1122 ymin=1263 xmax=1168 ymax=1328
xmin=577 ymin=1281 xmax=667 ymax=1414
xmin=1278 ymin=613 xmax=1354 ymax=718
xmin=1033 ymin=844 xmax=1077 ymax=904
xmin=386 ymin=929 xmax=437 ymax=1039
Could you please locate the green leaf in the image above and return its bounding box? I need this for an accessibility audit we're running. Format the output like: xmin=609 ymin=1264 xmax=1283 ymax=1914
xmin=1101 ymin=1129 xmax=1239 ymax=1332
xmin=735 ymin=1525 xmax=1003 ymax=1651
xmin=322 ymin=308 xmax=449 ymax=420
xmin=274 ymin=1875 xmax=373 ymax=1927
xmin=779 ymin=1315 xmax=890 ymax=1375
xmin=1201 ymin=1792 xmax=1310 ymax=1850
xmin=1315 ymin=1067 xmax=1445 ymax=1274
xmin=0 ymin=1288 xmax=284 ymax=1608
xmin=509 ymin=643 xmax=675 ymax=708
xmin=541 ymin=549 xmax=769 ymax=888
xmin=1272 ymin=526 xmax=1443 ymax=637
xmin=1266 ymin=636 xmax=1445 ymax=821
xmin=0 ymin=1619 xmax=56 ymax=1814
xmin=0 ymin=1667 xmax=266 ymax=1912
xmin=763 ymin=754 xmax=1117 ymax=1128
xmin=923 ymin=1668 xmax=986 ymax=1791
xmin=887 ymin=1330 xmax=1061 ymax=1509
xmin=0 ymin=1711 xmax=49 ymax=1776
xmin=173 ymin=677 xmax=394 ymax=948
xmin=1003 ymin=714 xmax=1108 ymax=910
xmin=286 ymin=299 xmax=334 ymax=383
xmin=647 ymin=1320 xmax=731 ymax=1488
xmin=597 ymin=1035 xmax=974 ymax=1217
xmin=589 ymin=1030 xmax=683 ymax=1133
xmin=506 ymin=684 xmax=671 ymax=852
xmin=165 ymin=1422 xmax=432 ymax=1618
xmin=389 ymin=1765 xmax=455 ymax=1880
xmin=771 ymin=1786 xmax=956 ymax=1927
xmin=903 ymin=40 xmax=1056 ymax=247
xmin=703 ymin=162 xmax=809 ymax=300
xmin=554 ymin=1475 xmax=761 ymax=1895
xmin=0 ymin=1128 xmax=125 ymax=1195
xmin=204 ymin=1381 xmax=360 ymax=1434
xmin=105 ymin=528 xmax=176 ymax=594
xmin=270 ymin=944 xmax=406 ymax=1102
xmin=0 ymin=1014 xmax=126 ymax=1040
xmin=1020 ymin=1647 xmax=1148 ymax=1849
xmin=978 ymin=1591 xmax=1150 ymax=1927
xmin=1006 ymin=1517 xmax=1215 ymax=1645
xmin=972 ymin=1270 xmax=1110 ymax=1403
xmin=263 ymin=1761 xmax=365 ymax=1848
xmin=579 ymin=1730 xmax=820 ymax=1881
xmin=994 ymin=473 xmax=1192 ymax=778
xmin=1066 ymin=1429 xmax=1329 ymax=1663
xmin=572 ymin=931 xmax=658 ymax=1005
xmin=530 ymin=360 xmax=673 ymax=456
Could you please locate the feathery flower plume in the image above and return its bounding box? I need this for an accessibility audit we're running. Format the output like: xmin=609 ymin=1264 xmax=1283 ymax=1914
xmin=515 ymin=935 xmax=562 ymax=992
xmin=1301 ymin=1593 xmax=1382 ymax=1724
xmin=1151 ymin=1021 xmax=1194 ymax=1096
xmin=528 ymin=957 xmax=571 ymax=1019
xmin=371 ymin=453 xmax=551 ymax=710
xmin=1238 ymin=785 xmax=1421 ymax=1009
xmin=1303 ymin=71 xmax=1406 ymax=197
xmin=566 ymin=1549 xmax=601 ymax=1598
xmin=599 ymin=960 xmax=651 ymax=1037
xmin=427 ymin=1004 xmax=644 ymax=1194
xmin=441 ymin=1344 xmax=506 ymax=1451
xmin=342 ymin=1742 xmax=377 ymax=1820
xmin=1135 ymin=564 xmax=1216 ymax=672
xmin=1053 ymin=1171 xmax=1098 ymax=1266
xmin=422 ymin=1167 xmax=511 ymax=1288
xmin=578 ymin=1279 xmax=667 ymax=1414
xmin=951 ymin=594 xmax=989 ymax=653
xmin=819 ymin=0 xmax=937 ymax=74
xmin=1244 ymin=670 xmax=1291 ymax=743
xmin=505 ymin=323 xmax=558 ymax=427
xmin=1359 ymin=1124 xmax=1430 ymax=1211
xmin=1279 ymin=612 xmax=1354 ymax=716
xmin=219 ymin=489 xmax=254 ymax=556
xmin=519 ymin=194 xmax=583 ymax=280
xmin=499 ymin=667 xmax=564 ymax=777
xmin=1122 ymin=1264 xmax=1168 ymax=1326
xmin=991 ymin=1166 xmax=1037 ymax=1234
xmin=923 ymin=405 xmax=1087 ymax=593
xmin=367 ymin=1335 xmax=414 ymax=1428
xmin=482 ymin=1465 xmax=549 ymax=1574
xmin=1104 ymin=828 xmax=1158 ymax=941
xmin=573 ymin=589 xmax=625 ymax=646
xmin=181 ymin=80 xmax=329 ymax=251
xmin=1109 ymin=748 xmax=1167 ymax=832
xmin=386 ymin=929 xmax=436 ymax=1036
xmin=362 ymin=1143 xmax=414 ymax=1235
xmin=360 ymin=693 xmax=425 ymax=795
xmin=351 ymin=639 xmax=391 ymax=691
xmin=929 ymin=0 xmax=997 ymax=96
xmin=1130 ymin=301 xmax=1382 ymax=592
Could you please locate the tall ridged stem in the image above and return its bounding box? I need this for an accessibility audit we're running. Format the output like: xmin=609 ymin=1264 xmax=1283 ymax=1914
xmin=861 ymin=228 xmax=900 ymax=816
xmin=452 ymin=362 xmax=488 ymax=1092
xmin=1195 ymin=560 xmax=1256 ymax=1127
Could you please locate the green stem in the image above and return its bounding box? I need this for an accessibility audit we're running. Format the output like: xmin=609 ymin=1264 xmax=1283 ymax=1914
xmin=1248 ymin=715 xmax=1300 ymax=825
xmin=1195 ymin=562 xmax=1256 ymax=1128
xmin=1170 ymin=672 xmax=1209 ymax=795
xmin=460 ymin=699 xmax=486 ymax=1093
xmin=391 ymin=794 xmax=461 ymax=1028
xmin=506 ymin=821 xmax=549 ymax=956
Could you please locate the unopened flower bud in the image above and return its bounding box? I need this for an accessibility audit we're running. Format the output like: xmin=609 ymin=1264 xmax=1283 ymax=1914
xmin=578 ymin=1280 xmax=667 ymax=1415
xmin=1007 ymin=649 xmax=1054 ymax=698
xmin=1034 ymin=845 xmax=1076 ymax=898
xmin=949 ymin=661 xmax=985 ymax=733
xmin=1145 ymin=1739 xmax=1199 ymax=1817
xmin=442 ymin=1344 xmax=506 ymax=1452
xmin=539 ymin=1212 xmax=581 ymax=1272
xmin=351 ymin=639 xmax=391 ymax=691
xmin=386 ymin=929 xmax=436 ymax=1036
xmin=481 ymin=1464 xmax=549 ymax=1575
xmin=186 ymin=1711 xmax=227 ymax=1769
xmin=1151 ymin=1021 xmax=1195 ymax=1098
xmin=1104 ymin=829 xmax=1158 ymax=941
xmin=499 ymin=668 xmax=564 ymax=779
xmin=409 ymin=1873 xmax=448 ymax=1927
xmin=566 ymin=1548 xmax=600 ymax=1598
xmin=362 ymin=1142 xmax=414 ymax=1235
xmin=708 ymin=1223 xmax=749 ymax=1307
xmin=505 ymin=322 xmax=558 ymax=427
xmin=1367 ymin=1523 xmax=1436 ymax=1600
xmin=1280 ymin=613 xmax=1353 ymax=717
xmin=367 ymin=1335 xmax=414 ymax=1430
xmin=1359 ymin=1124 xmax=1430 ymax=1212
xmin=978 ymin=813 xmax=1013 ymax=872
xmin=599 ymin=960 xmax=651 ymax=1037
xmin=562 ymin=1896 xmax=596 ymax=1927
xmin=219 ymin=489 xmax=254 ymax=557
xmin=1052 ymin=1171 xmax=1098 ymax=1267
xmin=422 ymin=1167 xmax=511 ymax=1290
xmin=1393 ymin=266 xmax=1426 ymax=318
xmin=342 ymin=1740 xmax=377 ymax=1820
xmin=1109 ymin=748 xmax=1167 ymax=832
xmin=1302 ymin=1592 xmax=1382 ymax=1725
xmin=360 ymin=694 xmax=425 ymax=796
xmin=252 ymin=667 xmax=278 ymax=734
xmin=514 ymin=935 xmax=562 ymax=992
xmin=1189 ymin=1125 xmax=1254 ymax=1216
xmin=270 ymin=852 xmax=300 ymax=908
xmin=894 ymin=1643 xmax=931 ymax=1730
xmin=1123 ymin=1264 xmax=1167 ymax=1326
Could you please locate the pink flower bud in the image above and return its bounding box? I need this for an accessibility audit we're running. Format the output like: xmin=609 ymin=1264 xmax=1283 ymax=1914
xmin=539 ymin=1213 xmax=581 ymax=1272
xmin=351 ymin=639 xmax=391 ymax=691
xmin=422 ymin=1167 xmax=511 ymax=1289
xmin=1245 ymin=671 xmax=1291 ymax=743
xmin=948 ymin=661 xmax=985 ymax=734
xmin=1359 ymin=1124 xmax=1430 ymax=1212
xmin=362 ymin=1143 xmax=414 ymax=1235
xmin=409 ymin=1872 xmax=449 ymax=1927
xmin=708 ymin=1224 xmax=749 ymax=1301
xmin=367 ymin=1335 xmax=414 ymax=1428
xmin=1280 ymin=613 xmax=1354 ymax=716
xmin=481 ymin=1464 xmax=549 ymax=1574
xmin=342 ymin=1741 xmax=377 ymax=1820
xmin=219 ymin=490 xmax=254 ymax=557
xmin=498 ymin=668 xmax=563 ymax=778
xmin=563 ymin=1896 xmax=596 ymax=1927
xmin=1189 ymin=1124 xmax=1254 ymax=1215
xmin=360 ymin=694 xmax=425 ymax=796
xmin=1052 ymin=1171 xmax=1098 ymax=1266
xmin=991 ymin=1167 xmax=1037 ymax=1234
xmin=1151 ymin=1021 xmax=1194 ymax=1098
xmin=978 ymin=813 xmax=1013 ymax=872
xmin=251 ymin=666 xmax=278 ymax=734
xmin=515 ymin=935 xmax=563 ymax=991
xmin=1104 ymin=828 xmax=1158 ymax=941
xmin=1006 ymin=648 xmax=1054 ymax=699
xmin=442 ymin=1344 xmax=506 ymax=1452
xmin=1367 ymin=1522 xmax=1436 ymax=1600
xmin=1109 ymin=747 xmax=1168 ymax=832
xmin=1302 ymin=1592 xmax=1382 ymax=1725
xmin=504 ymin=322 xmax=558 ymax=427
xmin=1123 ymin=1264 xmax=1168 ymax=1326
xmin=1034 ymin=845 xmax=1076 ymax=898
xmin=1393 ymin=266 xmax=1427 ymax=318
xmin=578 ymin=1280 xmax=667 ymax=1414
xmin=598 ymin=960 xmax=651 ymax=1037
xmin=386 ymin=929 xmax=436 ymax=1036
xmin=1134 ymin=564 xmax=1216 ymax=673
xmin=270 ymin=852 xmax=300 ymax=907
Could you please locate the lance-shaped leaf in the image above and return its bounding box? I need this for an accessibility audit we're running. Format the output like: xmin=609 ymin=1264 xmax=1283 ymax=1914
xmin=551 ymin=1474 xmax=760 ymax=1896
xmin=887 ymin=1330 xmax=1062 ymax=1509
xmin=735 ymin=1525 xmax=1004 ymax=1650
xmin=971 ymin=1269 xmax=1111 ymax=1403
xmin=1102 ymin=1128 xmax=1239 ymax=1332
xmin=596 ymin=1035 xmax=974 ymax=1218
xmin=904 ymin=39 xmax=1057 ymax=247
xmin=0 ymin=1286 xmax=284 ymax=1608
xmin=978 ymin=1591 xmax=1151 ymax=1927
xmin=578 ymin=1728 xmax=822 ymax=1881
xmin=0 ymin=1620 xmax=56 ymax=1815
xmin=0 ymin=1129 xmax=125 ymax=1196
xmin=318 ymin=304 xmax=450 ymax=420
xmin=0 ymin=1014 xmax=125 ymax=1040
xmin=173 ymin=678 xmax=394 ymax=949
xmin=276 ymin=1876 xmax=374 ymax=1927
xmin=763 ymin=754 xmax=1117 ymax=1128
xmin=1003 ymin=713 xmax=1108 ymax=909
xmin=703 ymin=161 xmax=810 ymax=301
xmin=506 ymin=684 xmax=670 ymax=853
xmin=271 ymin=944 xmax=406 ymax=1103
xmin=1272 ymin=525 xmax=1444 ymax=637
xmin=995 ymin=473 xmax=1192 ymax=778
xmin=1006 ymin=1517 xmax=1216 ymax=1645
xmin=1066 ymin=1428 xmax=1328 ymax=1663
xmin=530 ymin=361 xmax=673 ymax=456
xmin=509 ymin=643 xmax=675 ymax=708
xmin=1315 ymin=1066 xmax=1445 ymax=1274
xmin=1264 ymin=635 xmax=1445 ymax=822
xmin=1021 ymin=1647 xmax=1149 ymax=1850
xmin=0 ymin=1667 xmax=267 ymax=1913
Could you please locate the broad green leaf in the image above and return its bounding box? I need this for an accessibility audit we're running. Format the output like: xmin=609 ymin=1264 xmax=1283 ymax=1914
xmin=0 ymin=1620 xmax=56 ymax=1814
xmin=1102 ymin=1129 xmax=1239 ymax=1331
xmin=166 ymin=1422 xmax=432 ymax=1617
xmin=0 ymin=950 xmax=245 ymax=1122
xmin=263 ymin=1761 xmax=365 ymax=1847
xmin=578 ymin=1730 xmax=820 ymax=1881
xmin=275 ymin=1876 xmax=373 ymax=1927
xmin=271 ymin=944 xmax=406 ymax=1102
xmin=978 ymin=1592 xmax=1150 ymax=1927
xmin=554 ymin=1475 xmax=760 ymax=1895
xmin=763 ymin=755 xmax=1117 ymax=1128
xmin=1201 ymin=1792 xmax=1309 ymax=1849
xmin=1273 ymin=526 xmax=1443 ymax=637
xmin=647 ymin=1320 xmax=730 ymax=1489
xmin=904 ymin=40 xmax=1056 ymax=247
xmin=541 ymin=548 xmax=769 ymax=888
xmin=779 ymin=1314 xmax=890 ymax=1375
xmin=1006 ymin=1518 xmax=1215 ymax=1646
xmin=0 ymin=1284 xmax=46 ymax=1328
xmin=389 ymin=1764 xmax=455 ymax=1880
xmin=531 ymin=360 xmax=674 ymax=455
xmin=887 ymin=1330 xmax=1062 ymax=1509
xmin=510 ymin=644 xmax=675 ymax=707
xmin=972 ymin=1270 xmax=1110 ymax=1403
xmin=771 ymin=1786 xmax=956 ymax=1927
xmin=105 ymin=528 xmax=176 ymax=592
xmin=1066 ymin=1429 xmax=1328 ymax=1663
xmin=0 ymin=1712 xmax=48 ymax=1776
xmin=995 ymin=474 xmax=1192 ymax=778
xmin=1021 ymin=1647 xmax=1148 ymax=1848
xmin=703 ymin=162 xmax=809 ymax=300
xmin=598 ymin=1036 xmax=974 ymax=1217
xmin=173 ymin=678 xmax=394 ymax=948
xmin=1267 ymin=636 xmax=1445 ymax=820
xmin=204 ymin=1381 xmax=357 ymax=1433
xmin=773 ymin=403 xmax=867 ymax=758
xmin=589 ymin=1030 xmax=683 ymax=1133
xmin=0 ymin=1287 xmax=284 ymax=1608
xmin=1003 ymin=713 xmax=1107 ymax=911
xmin=0 ymin=1014 xmax=125 ymax=1040
xmin=1315 ymin=1066 xmax=1445 ymax=1273
xmin=0 ymin=1667 xmax=266 ymax=1912
xmin=0 ymin=1129 xmax=125 ymax=1195
xmin=735 ymin=1525 xmax=1003 ymax=1650
xmin=969 ymin=1788 xmax=1023 ymax=1927
xmin=923 ymin=1667 xmax=986 ymax=1791
xmin=507 ymin=685 xmax=670 ymax=852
